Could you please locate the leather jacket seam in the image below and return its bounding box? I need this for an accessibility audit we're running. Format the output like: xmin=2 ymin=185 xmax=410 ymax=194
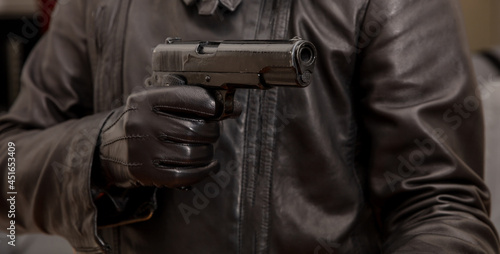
xmin=347 ymin=0 xmax=380 ymax=251
xmin=350 ymin=0 xmax=372 ymax=201
xmin=237 ymin=90 xmax=252 ymax=253
xmin=350 ymin=0 xmax=370 ymax=190
xmin=262 ymin=0 xmax=293 ymax=251
xmin=90 ymin=1 xmax=133 ymax=252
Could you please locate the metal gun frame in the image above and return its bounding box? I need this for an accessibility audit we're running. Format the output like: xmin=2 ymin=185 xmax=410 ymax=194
xmin=149 ymin=37 xmax=317 ymax=119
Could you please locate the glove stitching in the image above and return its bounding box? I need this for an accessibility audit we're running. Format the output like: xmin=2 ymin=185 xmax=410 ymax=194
xmin=153 ymin=105 xmax=213 ymax=118
xmin=158 ymin=139 xmax=206 ymax=147
xmin=101 ymin=135 xmax=150 ymax=147
xmin=100 ymin=155 xmax=143 ymax=167
xmin=152 ymin=158 xmax=211 ymax=167
xmin=155 ymin=112 xmax=209 ymax=123
xmin=102 ymin=107 xmax=138 ymax=133
xmin=158 ymin=133 xmax=214 ymax=144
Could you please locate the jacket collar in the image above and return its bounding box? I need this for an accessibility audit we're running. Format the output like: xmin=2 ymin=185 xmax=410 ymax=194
xmin=182 ymin=0 xmax=242 ymax=15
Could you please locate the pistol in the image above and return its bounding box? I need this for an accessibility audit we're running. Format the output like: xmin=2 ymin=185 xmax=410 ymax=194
xmin=148 ymin=37 xmax=317 ymax=119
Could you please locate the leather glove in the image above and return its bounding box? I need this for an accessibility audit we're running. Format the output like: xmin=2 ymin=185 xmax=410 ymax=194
xmin=98 ymin=83 xmax=226 ymax=188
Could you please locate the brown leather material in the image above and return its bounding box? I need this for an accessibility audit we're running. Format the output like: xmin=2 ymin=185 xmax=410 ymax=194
xmin=98 ymin=85 xmax=222 ymax=188
xmin=0 ymin=0 xmax=498 ymax=253
xmin=181 ymin=0 xmax=242 ymax=15
xmin=474 ymin=47 xmax=500 ymax=245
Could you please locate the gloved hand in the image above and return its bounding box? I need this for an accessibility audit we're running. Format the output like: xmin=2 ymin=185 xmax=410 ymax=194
xmin=98 ymin=83 xmax=227 ymax=188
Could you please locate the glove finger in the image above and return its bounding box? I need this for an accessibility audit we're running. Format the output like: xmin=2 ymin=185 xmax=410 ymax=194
xmin=127 ymin=111 xmax=220 ymax=144
xmin=133 ymin=161 xmax=220 ymax=188
xmin=130 ymin=85 xmax=219 ymax=119
xmin=151 ymin=142 xmax=214 ymax=167
xmin=123 ymin=136 xmax=215 ymax=167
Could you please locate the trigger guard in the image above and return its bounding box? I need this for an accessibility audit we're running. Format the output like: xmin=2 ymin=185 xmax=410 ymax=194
xmin=214 ymin=89 xmax=236 ymax=120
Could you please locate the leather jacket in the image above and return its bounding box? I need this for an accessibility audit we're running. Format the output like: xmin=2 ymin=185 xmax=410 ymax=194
xmin=474 ymin=48 xmax=500 ymax=236
xmin=1 ymin=0 xmax=498 ymax=253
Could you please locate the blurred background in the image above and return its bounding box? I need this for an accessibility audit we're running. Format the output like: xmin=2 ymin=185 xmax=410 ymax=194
xmin=0 ymin=0 xmax=53 ymax=113
xmin=1 ymin=0 xmax=500 ymax=253
xmin=460 ymin=0 xmax=500 ymax=51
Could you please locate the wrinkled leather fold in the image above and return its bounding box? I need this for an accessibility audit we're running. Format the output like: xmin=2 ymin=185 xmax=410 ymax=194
xmin=182 ymin=0 xmax=242 ymax=15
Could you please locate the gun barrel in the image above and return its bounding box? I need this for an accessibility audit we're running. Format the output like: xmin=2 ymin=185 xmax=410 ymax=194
xmin=151 ymin=38 xmax=317 ymax=89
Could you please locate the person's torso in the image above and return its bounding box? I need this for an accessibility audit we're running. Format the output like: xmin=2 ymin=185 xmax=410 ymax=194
xmin=87 ymin=0 xmax=381 ymax=253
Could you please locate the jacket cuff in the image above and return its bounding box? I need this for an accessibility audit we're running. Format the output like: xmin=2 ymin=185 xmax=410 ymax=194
xmin=91 ymin=186 xmax=157 ymax=228
xmin=90 ymin=111 xmax=158 ymax=229
xmin=60 ymin=112 xmax=111 ymax=253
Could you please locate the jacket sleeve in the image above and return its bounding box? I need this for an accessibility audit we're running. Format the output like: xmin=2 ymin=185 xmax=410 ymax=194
xmin=355 ymin=0 xmax=500 ymax=252
xmin=0 ymin=0 xmax=108 ymax=252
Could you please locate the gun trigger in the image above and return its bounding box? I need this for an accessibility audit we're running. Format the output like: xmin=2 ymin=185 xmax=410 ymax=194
xmin=213 ymin=89 xmax=236 ymax=120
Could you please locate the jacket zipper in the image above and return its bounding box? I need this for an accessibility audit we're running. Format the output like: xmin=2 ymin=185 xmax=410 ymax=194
xmin=238 ymin=0 xmax=292 ymax=253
